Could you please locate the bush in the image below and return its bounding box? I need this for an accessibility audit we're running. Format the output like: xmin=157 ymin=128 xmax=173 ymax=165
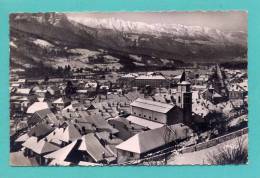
xmin=207 ymin=137 xmax=248 ymax=165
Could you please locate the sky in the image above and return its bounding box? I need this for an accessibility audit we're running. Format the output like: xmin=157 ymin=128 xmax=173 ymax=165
xmin=66 ymin=11 xmax=247 ymax=32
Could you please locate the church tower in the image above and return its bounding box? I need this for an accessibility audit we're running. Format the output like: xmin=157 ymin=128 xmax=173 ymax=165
xmin=176 ymin=71 xmax=192 ymax=124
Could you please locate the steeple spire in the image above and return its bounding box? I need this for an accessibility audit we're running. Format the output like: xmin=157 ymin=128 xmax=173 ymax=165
xmin=180 ymin=70 xmax=186 ymax=83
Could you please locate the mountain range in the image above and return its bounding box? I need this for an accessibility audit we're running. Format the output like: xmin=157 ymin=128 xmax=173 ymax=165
xmin=9 ymin=13 xmax=247 ymax=70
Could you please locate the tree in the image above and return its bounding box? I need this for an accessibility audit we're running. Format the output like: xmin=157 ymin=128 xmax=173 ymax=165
xmin=44 ymin=76 xmax=49 ymax=84
xmin=65 ymin=81 xmax=76 ymax=98
xmin=141 ymin=126 xmax=176 ymax=165
xmin=207 ymin=137 xmax=248 ymax=165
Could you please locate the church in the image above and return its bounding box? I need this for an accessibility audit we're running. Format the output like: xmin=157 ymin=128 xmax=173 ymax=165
xmin=126 ymin=71 xmax=192 ymax=128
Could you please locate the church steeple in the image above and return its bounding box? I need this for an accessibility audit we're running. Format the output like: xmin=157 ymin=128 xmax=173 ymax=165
xmin=176 ymin=71 xmax=192 ymax=124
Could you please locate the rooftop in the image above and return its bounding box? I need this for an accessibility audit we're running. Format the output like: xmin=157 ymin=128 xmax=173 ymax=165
xmin=121 ymin=73 xmax=139 ymax=78
xmin=26 ymin=102 xmax=51 ymax=114
xmin=79 ymin=133 xmax=114 ymax=162
xmin=45 ymin=139 xmax=79 ymax=161
xmin=59 ymin=124 xmax=82 ymax=143
xmin=178 ymin=81 xmax=191 ymax=85
xmin=22 ymin=137 xmax=59 ymax=155
xmin=135 ymin=75 xmax=166 ymax=80
xmin=16 ymin=88 xmax=31 ymax=95
xmin=126 ymin=115 xmax=164 ymax=129
xmin=116 ymin=124 xmax=192 ymax=154
xmin=130 ymin=98 xmax=174 ymax=114
xmin=53 ymin=97 xmax=70 ymax=104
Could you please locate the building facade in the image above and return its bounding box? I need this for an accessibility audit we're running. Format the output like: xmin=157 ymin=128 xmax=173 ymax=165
xmin=130 ymin=98 xmax=183 ymax=125
xmin=133 ymin=75 xmax=171 ymax=88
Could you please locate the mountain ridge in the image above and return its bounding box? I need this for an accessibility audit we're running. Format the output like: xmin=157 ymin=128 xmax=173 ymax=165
xmin=10 ymin=13 xmax=247 ymax=71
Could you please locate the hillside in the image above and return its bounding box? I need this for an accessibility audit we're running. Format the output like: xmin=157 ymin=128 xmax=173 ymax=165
xmin=9 ymin=13 xmax=247 ymax=72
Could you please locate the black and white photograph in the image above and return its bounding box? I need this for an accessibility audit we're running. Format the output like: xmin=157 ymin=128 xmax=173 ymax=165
xmin=9 ymin=11 xmax=248 ymax=166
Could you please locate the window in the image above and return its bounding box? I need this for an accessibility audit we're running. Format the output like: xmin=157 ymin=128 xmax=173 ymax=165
xmin=134 ymin=112 xmax=136 ymax=115
xmin=143 ymin=115 xmax=146 ymax=118
xmin=149 ymin=116 xmax=151 ymax=119
xmin=155 ymin=118 xmax=157 ymax=121
xmin=130 ymin=152 xmax=134 ymax=157
xmin=178 ymin=96 xmax=181 ymax=103
xmin=139 ymin=114 xmax=141 ymax=117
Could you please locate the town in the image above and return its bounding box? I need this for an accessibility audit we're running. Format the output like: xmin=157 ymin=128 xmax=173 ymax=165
xmin=10 ymin=63 xmax=248 ymax=166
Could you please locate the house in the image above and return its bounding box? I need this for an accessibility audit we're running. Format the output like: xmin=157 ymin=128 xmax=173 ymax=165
xmin=193 ymin=75 xmax=209 ymax=86
xmin=28 ymin=109 xmax=58 ymax=127
xmin=133 ymin=74 xmax=171 ymax=88
xmin=44 ymin=139 xmax=80 ymax=165
xmin=22 ymin=137 xmax=60 ymax=165
xmin=17 ymin=79 xmax=27 ymax=87
xmin=116 ymin=124 xmax=192 ymax=163
xmin=15 ymin=88 xmax=31 ymax=96
xmin=118 ymin=73 xmax=138 ymax=87
xmin=85 ymin=81 xmax=98 ymax=89
xmin=46 ymin=124 xmax=81 ymax=147
xmin=11 ymin=83 xmax=21 ymax=88
xmin=47 ymin=86 xmax=61 ymax=98
xmin=35 ymin=89 xmax=50 ymax=98
xmin=74 ymin=90 xmax=88 ymax=100
xmin=10 ymin=96 xmax=30 ymax=113
xmin=45 ymin=133 xmax=116 ymax=165
xmin=52 ymin=97 xmax=71 ymax=110
xmin=201 ymin=85 xmax=225 ymax=104
xmin=228 ymin=84 xmax=247 ymax=100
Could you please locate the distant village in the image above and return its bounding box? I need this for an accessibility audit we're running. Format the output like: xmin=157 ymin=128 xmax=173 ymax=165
xmin=10 ymin=64 xmax=248 ymax=166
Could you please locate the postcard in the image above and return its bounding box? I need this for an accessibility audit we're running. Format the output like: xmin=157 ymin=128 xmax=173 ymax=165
xmin=9 ymin=11 xmax=248 ymax=166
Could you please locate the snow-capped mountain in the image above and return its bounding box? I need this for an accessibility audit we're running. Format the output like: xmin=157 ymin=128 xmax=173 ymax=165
xmin=9 ymin=13 xmax=247 ymax=70
xmin=66 ymin=15 xmax=246 ymax=46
